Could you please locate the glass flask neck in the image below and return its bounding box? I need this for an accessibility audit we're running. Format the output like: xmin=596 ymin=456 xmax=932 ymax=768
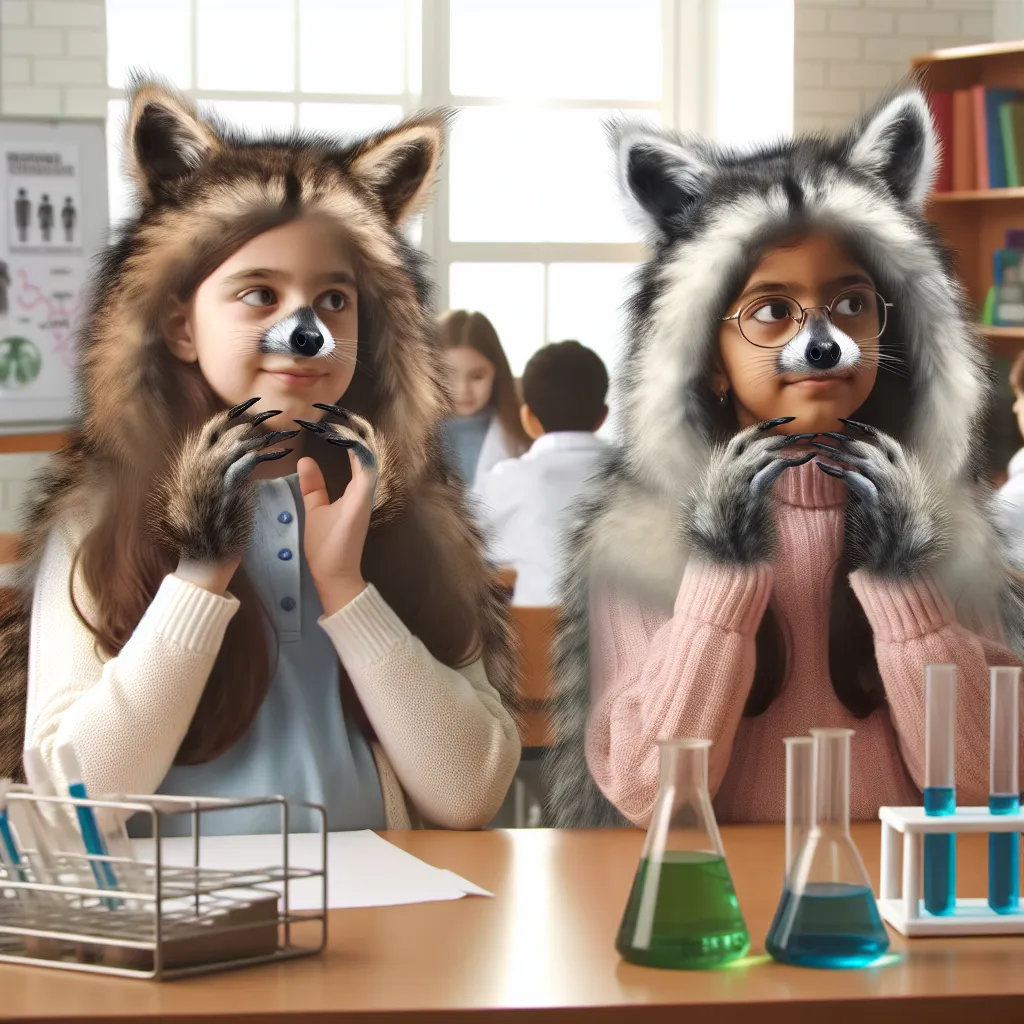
xmin=641 ymin=739 xmax=725 ymax=861
xmin=811 ymin=729 xmax=853 ymax=832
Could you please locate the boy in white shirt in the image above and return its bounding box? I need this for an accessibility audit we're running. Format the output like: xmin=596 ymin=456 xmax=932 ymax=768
xmin=475 ymin=341 xmax=609 ymax=606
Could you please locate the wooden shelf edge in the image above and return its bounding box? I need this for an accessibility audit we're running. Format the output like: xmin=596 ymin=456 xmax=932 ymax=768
xmin=912 ymin=41 xmax=1024 ymax=68
xmin=931 ymin=187 xmax=1024 ymax=202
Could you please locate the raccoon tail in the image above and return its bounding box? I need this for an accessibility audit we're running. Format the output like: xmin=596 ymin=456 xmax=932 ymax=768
xmin=0 ymin=595 xmax=29 ymax=782
xmin=541 ymin=538 xmax=628 ymax=829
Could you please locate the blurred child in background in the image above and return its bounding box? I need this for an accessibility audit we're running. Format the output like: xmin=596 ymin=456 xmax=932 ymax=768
xmin=438 ymin=310 xmax=529 ymax=486
xmin=476 ymin=341 xmax=608 ymax=606
xmin=998 ymin=351 xmax=1024 ymax=550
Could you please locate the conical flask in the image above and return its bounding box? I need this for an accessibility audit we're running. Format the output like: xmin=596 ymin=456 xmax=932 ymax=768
xmin=615 ymin=738 xmax=750 ymax=969
xmin=766 ymin=728 xmax=889 ymax=968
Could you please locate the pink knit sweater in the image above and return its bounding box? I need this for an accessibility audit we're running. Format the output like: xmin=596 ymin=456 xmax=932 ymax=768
xmin=586 ymin=458 xmax=1021 ymax=827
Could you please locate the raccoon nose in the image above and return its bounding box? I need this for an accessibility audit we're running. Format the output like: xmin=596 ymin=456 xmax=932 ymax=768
xmin=290 ymin=327 xmax=324 ymax=356
xmin=804 ymin=338 xmax=841 ymax=370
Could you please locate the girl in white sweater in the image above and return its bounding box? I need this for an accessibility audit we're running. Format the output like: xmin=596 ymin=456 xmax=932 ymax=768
xmin=0 ymin=80 xmax=521 ymax=834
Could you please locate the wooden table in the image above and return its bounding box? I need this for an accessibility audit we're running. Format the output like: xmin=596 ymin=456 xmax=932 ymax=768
xmin=3 ymin=824 xmax=1024 ymax=1023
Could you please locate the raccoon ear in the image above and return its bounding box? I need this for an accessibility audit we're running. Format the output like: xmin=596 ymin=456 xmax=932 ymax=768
xmin=611 ymin=120 xmax=712 ymax=239
xmin=845 ymin=88 xmax=938 ymax=212
xmin=127 ymin=78 xmax=220 ymax=200
xmin=349 ymin=112 xmax=449 ymax=225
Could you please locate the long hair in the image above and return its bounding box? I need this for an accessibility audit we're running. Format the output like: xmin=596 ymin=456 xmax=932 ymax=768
xmin=71 ymin=285 xmax=487 ymax=764
xmin=436 ymin=309 xmax=530 ymax=454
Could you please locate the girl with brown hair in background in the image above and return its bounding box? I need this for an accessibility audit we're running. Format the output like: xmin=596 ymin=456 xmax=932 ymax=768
xmin=437 ymin=310 xmax=530 ymax=487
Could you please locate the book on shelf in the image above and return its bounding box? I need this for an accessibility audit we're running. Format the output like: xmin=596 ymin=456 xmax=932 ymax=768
xmin=931 ymin=87 xmax=1024 ymax=192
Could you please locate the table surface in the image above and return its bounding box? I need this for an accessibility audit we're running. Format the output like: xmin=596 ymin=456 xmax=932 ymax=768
xmin=4 ymin=823 xmax=1024 ymax=1023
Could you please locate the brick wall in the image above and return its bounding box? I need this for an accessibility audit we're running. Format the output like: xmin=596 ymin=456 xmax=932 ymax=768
xmin=1 ymin=0 xmax=106 ymax=117
xmin=795 ymin=0 xmax=995 ymax=134
xmin=0 ymin=0 xmax=105 ymax=531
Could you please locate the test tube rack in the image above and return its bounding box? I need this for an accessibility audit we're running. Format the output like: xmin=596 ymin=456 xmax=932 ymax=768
xmin=0 ymin=791 xmax=327 ymax=979
xmin=877 ymin=805 xmax=1024 ymax=936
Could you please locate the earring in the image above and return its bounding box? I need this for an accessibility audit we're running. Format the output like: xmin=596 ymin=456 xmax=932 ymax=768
xmin=718 ymin=387 xmax=729 ymax=406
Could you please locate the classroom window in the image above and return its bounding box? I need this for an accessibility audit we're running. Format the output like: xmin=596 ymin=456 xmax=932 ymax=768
xmin=103 ymin=1 xmax=756 ymax=395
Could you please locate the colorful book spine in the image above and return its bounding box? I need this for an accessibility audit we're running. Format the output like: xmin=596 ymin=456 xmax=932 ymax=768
xmin=982 ymin=87 xmax=1022 ymax=188
xmin=973 ymin=86 xmax=991 ymax=188
xmin=999 ymin=102 xmax=1019 ymax=187
xmin=928 ymin=91 xmax=954 ymax=192
xmin=952 ymin=89 xmax=976 ymax=191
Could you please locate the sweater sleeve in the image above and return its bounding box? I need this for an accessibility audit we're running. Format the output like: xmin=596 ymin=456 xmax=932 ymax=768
xmin=850 ymin=570 xmax=1023 ymax=805
xmin=585 ymin=559 xmax=773 ymax=827
xmin=25 ymin=520 xmax=240 ymax=798
xmin=318 ymin=584 xmax=521 ymax=830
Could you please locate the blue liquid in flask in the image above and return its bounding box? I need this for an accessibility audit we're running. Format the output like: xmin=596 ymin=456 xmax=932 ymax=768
xmin=988 ymin=794 xmax=1020 ymax=914
xmin=765 ymin=882 xmax=889 ymax=968
xmin=923 ymin=786 xmax=956 ymax=916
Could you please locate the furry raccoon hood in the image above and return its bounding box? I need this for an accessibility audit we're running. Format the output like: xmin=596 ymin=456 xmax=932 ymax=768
xmin=0 ymin=78 xmax=518 ymax=779
xmin=544 ymin=85 xmax=1008 ymax=828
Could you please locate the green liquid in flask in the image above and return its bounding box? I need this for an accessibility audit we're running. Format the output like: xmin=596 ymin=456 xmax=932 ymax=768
xmin=616 ymin=851 xmax=750 ymax=969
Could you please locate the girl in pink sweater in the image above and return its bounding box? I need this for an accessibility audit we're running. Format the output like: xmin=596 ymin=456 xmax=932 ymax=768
xmin=544 ymin=87 xmax=1024 ymax=828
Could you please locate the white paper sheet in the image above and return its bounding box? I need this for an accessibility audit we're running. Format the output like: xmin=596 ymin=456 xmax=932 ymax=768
xmin=130 ymin=830 xmax=492 ymax=910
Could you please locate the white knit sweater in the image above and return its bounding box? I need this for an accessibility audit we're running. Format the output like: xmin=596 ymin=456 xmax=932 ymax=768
xmin=24 ymin=517 xmax=521 ymax=830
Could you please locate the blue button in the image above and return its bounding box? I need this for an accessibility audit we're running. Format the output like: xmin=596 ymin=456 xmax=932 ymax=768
xmin=278 ymin=511 xmax=293 ymax=524
xmin=280 ymin=596 xmax=296 ymax=612
xmin=278 ymin=548 xmax=293 ymax=561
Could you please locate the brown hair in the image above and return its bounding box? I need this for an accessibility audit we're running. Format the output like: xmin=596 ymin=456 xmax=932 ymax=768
xmin=436 ymin=309 xmax=530 ymax=454
xmin=71 ymin=274 xmax=491 ymax=765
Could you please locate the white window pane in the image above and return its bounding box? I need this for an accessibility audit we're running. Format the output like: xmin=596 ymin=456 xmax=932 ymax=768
xmin=299 ymin=0 xmax=407 ymax=95
xmin=715 ymin=0 xmax=794 ymax=146
xmin=450 ymin=0 xmax=661 ymax=101
xmin=547 ymin=263 xmax=635 ymax=379
xmin=107 ymin=0 xmax=191 ymax=89
xmin=196 ymin=0 xmax=296 ymax=92
xmin=299 ymin=103 xmax=404 ymax=137
xmin=199 ymin=101 xmax=296 ymax=136
xmin=450 ymin=107 xmax=657 ymax=243
xmin=448 ymin=264 xmax=544 ymax=375
xmin=106 ymin=99 xmax=136 ymax=225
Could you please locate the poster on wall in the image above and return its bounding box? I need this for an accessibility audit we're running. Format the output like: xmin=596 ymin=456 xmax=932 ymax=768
xmin=0 ymin=123 xmax=106 ymax=429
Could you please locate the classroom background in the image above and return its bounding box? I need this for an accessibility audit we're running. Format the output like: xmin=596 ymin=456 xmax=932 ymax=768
xmin=0 ymin=0 xmax=1020 ymax=515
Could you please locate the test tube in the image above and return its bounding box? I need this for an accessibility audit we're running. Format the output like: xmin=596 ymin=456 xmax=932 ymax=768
xmin=989 ymin=666 xmax=1021 ymax=914
xmin=924 ymin=664 xmax=956 ymax=916
xmin=783 ymin=737 xmax=813 ymax=880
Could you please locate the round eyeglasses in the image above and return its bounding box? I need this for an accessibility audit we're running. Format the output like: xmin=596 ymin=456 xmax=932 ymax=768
xmin=720 ymin=286 xmax=893 ymax=349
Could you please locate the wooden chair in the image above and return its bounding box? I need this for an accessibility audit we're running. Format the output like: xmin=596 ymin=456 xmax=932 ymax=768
xmin=510 ymin=605 xmax=555 ymax=748
xmin=508 ymin=605 xmax=557 ymax=827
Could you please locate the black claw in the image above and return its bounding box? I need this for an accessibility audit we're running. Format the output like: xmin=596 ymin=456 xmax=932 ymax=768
xmin=324 ymin=436 xmax=356 ymax=449
xmin=313 ymin=403 xmax=349 ymax=419
xmin=783 ymin=451 xmax=817 ymax=467
xmin=820 ymin=432 xmax=849 ymax=444
xmin=228 ymin=397 xmax=261 ymax=419
xmin=816 ymin=462 xmax=845 ymax=478
xmin=838 ymin=417 xmax=875 ymax=435
xmin=758 ymin=416 xmax=797 ymax=431
xmin=811 ymin=441 xmax=843 ymax=456
xmin=250 ymin=409 xmax=282 ymax=427
xmin=294 ymin=418 xmax=324 ymax=433
xmin=254 ymin=448 xmax=291 ymax=464
xmin=260 ymin=430 xmax=300 ymax=447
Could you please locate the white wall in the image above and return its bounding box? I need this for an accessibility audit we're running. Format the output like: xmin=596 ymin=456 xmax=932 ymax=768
xmin=794 ymin=0 xmax=994 ymax=134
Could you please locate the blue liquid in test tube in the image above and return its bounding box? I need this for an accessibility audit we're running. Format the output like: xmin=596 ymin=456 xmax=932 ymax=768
xmin=988 ymin=666 xmax=1021 ymax=914
xmin=924 ymin=665 xmax=956 ymax=916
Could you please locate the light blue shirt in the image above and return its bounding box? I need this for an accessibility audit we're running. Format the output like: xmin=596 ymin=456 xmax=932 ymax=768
xmin=443 ymin=411 xmax=491 ymax=484
xmin=131 ymin=474 xmax=385 ymax=837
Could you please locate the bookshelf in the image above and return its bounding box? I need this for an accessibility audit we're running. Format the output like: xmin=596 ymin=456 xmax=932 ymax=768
xmin=911 ymin=42 xmax=1024 ymax=476
xmin=913 ymin=42 xmax=1024 ymax=354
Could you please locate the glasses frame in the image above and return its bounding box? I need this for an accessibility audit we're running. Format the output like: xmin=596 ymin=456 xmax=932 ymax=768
xmin=720 ymin=287 xmax=895 ymax=349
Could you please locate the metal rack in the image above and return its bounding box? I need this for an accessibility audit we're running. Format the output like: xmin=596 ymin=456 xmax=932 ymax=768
xmin=0 ymin=791 xmax=327 ymax=979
